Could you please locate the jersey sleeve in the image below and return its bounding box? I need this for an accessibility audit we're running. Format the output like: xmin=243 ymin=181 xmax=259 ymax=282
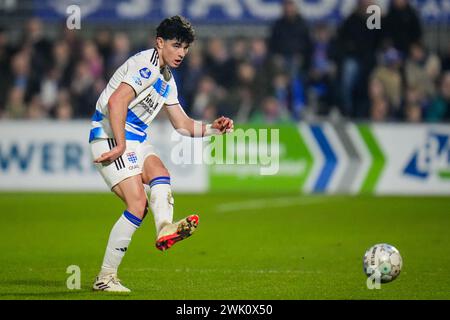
xmin=165 ymin=76 xmax=179 ymax=106
xmin=122 ymin=54 xmax=157 ymax=97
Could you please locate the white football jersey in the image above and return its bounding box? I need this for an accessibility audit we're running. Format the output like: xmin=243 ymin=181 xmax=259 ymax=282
xmin=89 ymin=48 xmax=179 ymax=143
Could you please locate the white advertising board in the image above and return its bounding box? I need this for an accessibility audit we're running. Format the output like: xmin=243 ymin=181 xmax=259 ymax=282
xmin=0 ymin=120 xmax=207 ymax=192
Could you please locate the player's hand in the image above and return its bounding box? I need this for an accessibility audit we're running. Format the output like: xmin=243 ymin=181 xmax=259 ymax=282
xmin=212 ymin=116 xmax=234 ymax=134
xmin=94 ymin=145 xmax=126 ymax=164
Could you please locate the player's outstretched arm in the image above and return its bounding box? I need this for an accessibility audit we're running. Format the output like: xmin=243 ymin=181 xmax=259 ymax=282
xmin=165 ymin=103 xmax=234 ymax=137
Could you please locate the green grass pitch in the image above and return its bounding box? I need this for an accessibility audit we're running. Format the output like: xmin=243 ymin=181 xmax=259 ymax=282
xmin=0 ymin=192 xmax=449 ymax=300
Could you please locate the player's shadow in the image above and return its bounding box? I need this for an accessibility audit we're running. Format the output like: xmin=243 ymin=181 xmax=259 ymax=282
xmin=0 ymin=279 xmax=131 ymax=298
xmin=0 ymin=279 xmax=63 ymax=287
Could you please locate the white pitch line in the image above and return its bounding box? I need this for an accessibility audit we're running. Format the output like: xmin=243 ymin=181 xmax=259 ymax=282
xmin=215 ymin=196 xmax=330 ymax=213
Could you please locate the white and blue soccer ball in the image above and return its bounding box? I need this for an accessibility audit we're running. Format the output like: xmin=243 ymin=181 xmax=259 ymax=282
xmin=363 ymin=243 xmax=403 ymax=283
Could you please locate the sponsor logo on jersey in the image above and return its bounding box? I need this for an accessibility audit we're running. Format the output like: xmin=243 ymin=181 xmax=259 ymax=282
xmin=127 ymin=152 xmax=138 ymax=164
xmin=139 ymin=67 xmax=151 ymax=79
xmin=138 ymin=94 xmax=160 ymax=116
xmin=132 ymin=75 xmax=142 ymax=86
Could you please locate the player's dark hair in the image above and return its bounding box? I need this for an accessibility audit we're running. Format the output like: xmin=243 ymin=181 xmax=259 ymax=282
xmin=156 ymin=15 xmax=195 ymax=44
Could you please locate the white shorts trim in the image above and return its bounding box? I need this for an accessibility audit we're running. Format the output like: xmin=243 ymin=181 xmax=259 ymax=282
xmin=90 ymin=138 xmax=158 ymax=190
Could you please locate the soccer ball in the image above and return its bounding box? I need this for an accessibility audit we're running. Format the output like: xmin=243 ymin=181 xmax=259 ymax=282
xmin=363 ymin=243 xmax=403 ymax=283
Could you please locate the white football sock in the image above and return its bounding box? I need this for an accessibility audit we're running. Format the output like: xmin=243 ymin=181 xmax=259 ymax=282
xmin=99 ymin=210 xmax=141 ymax=277
xmin=147 ymin=176 xmax=174 ymax=234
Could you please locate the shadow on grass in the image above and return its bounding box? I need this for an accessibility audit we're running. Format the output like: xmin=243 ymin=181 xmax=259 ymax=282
xmin=0 ymin=291 xmax=133 ymax=299
xmin=0 ymin=279 xmax=134 ymax=299
xmin=1 ymin=279 xmax=63 ymax=287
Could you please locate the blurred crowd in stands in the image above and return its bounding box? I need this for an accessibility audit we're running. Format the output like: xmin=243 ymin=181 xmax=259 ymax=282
xmin=1 ymin=0 xmax=450 ymax=123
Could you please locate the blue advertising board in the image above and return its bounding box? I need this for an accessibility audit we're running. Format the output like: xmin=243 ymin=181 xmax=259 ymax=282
xmin=34 ymin=0 xmax=450 ymax=24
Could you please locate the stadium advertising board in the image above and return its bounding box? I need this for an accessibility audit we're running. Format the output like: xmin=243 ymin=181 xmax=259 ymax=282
xmin=1 ymin=121 xmax=449 ymax=194
xmin=208 ymin=124 xmax=313 ymax=192
xmin=372 ymin=124 xmax=450 ymax=195
xmin=210 ymin=123 xmax=450 ymax=195
xmin=0 ymin=121 xmax=207 ymax=192
xmin=36 ymin=0 xmax=450 ymax=24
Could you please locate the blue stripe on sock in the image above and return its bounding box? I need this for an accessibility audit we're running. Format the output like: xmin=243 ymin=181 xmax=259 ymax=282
xmin=123 ymin=210 xmax=142 ymax=227
xmin=149 ymin=176 xmax=171 ymax=188
xmin=149 ymin=176 xmax=170 ymax=183
xmin=150 ymin=181 xmax=171 ymax=188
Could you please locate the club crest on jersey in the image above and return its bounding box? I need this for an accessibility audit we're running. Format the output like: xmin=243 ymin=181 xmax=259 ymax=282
xmin=127 ymin=152 xmax=138 ymax=164
xmin=132 ymin=75 xmax=142 ymax=86
xmin=139 ymin=67 xmax=151 ymax=79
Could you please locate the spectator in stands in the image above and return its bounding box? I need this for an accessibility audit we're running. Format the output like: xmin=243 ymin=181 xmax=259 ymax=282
xmin=178 ymin=47 xmax=206 ymax=112
xmin=106 ymin=32 xmax=131 ymax=78
xmin=27 ymin=94 xmax=46 ymax=119
xmin=191 ymin=75 xmax=223 ymax=120
xmin=70 ymin=61 xmax=96 ymax=118
xmin=82 ymin=40 xmax=104 ymax=80
xmin=369 ymin=47 xmax=403 ymax=117
xmin=54 ymin=89 xmax=73 ymax=120
xmin=268 ymin=0 xmax=311 ymax=120
xmin=307 ymin=22 xmax=338 ymax=115
xmin=441 ymin=42 xmax=450 ymax=72
xmin=336 ymin=0 xmax=382 ymax=118
xmin=426 ymin=72 xmax=450 ymax=122
xmin=249 ymin=38 xmax=275 ymax=102
xmin=62 ymin=27 xmax=83 ymax=63
xmin=10 ymin=50 xmax=31 ymax=102
xmin=268 ymin=0 xmax=312 ymax=75
xmin=5 ymin=87 xmax=26 ymax=118
xmin=249 ymin=38 xmax=268 ymax=69
xmin=368 ymin=77 xmax=389 ymax=121
xmin=94 ymin=28 xmax=113 ymax=67
xmin=0 ymin=27 xmax=14 ymax=116
xmin=52 ymin=40 xmax=74 ymax=89
xmin=204 ymin=38 xmax=231 ymax=87
xmin=404 ymin=42 xmax=441 ymax=106
xmin=404 ymin=87 xmax=423 ymax=122
xmin=250 ymin=96 xmax=291 ymax=124
xmin=23 ymin=18 xmax=52 ymax=77
xmin=55 ymin=101 xmax=73 ymax=120
xmin=40 ymin=67 xmax=59 ymax=114
xmin=227 ymin=37 xmax=248 ymax=85
xmin=225 ymin=61 xmax=259 ymax=121
xmin=370 ymin=97 xmax=389 ymax=122
xmin=383 ymin=0 xmax=422 ymax=57
xmin=271 ymin=71 xmax=290 ymax=116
